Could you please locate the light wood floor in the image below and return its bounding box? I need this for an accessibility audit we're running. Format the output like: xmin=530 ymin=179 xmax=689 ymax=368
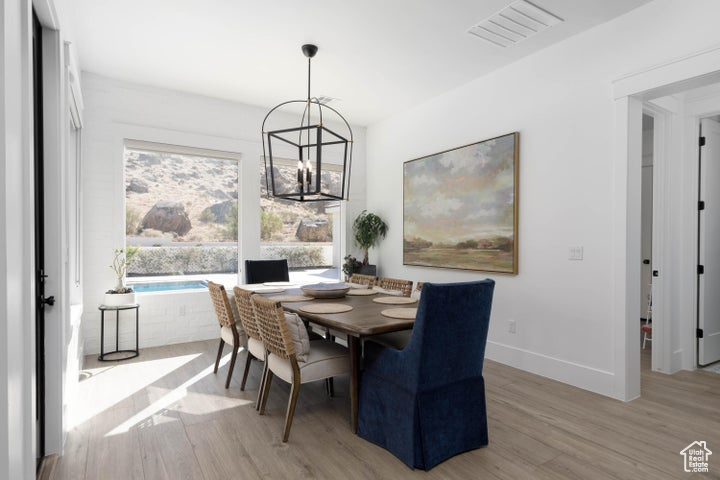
xmin=50 ymin=340 xmax=720 ymax=480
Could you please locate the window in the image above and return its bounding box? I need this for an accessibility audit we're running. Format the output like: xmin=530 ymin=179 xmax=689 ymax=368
xmin=260 ymin=158 xmax=341 ymax=283
xmin=124 ymin=140 xmax=239 ymax=285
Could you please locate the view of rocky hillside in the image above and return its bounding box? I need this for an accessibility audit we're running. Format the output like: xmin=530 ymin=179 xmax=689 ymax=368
xmin=124 ymin=150 xmax=339 ymax=245
xmin=125 ymin=150 xmax=238 ymax=243
xmin=260 ymin=164 xmax=341 ymax=243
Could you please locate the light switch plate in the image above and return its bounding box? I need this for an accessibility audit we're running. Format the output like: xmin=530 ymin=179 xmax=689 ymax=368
xmin=569 ymin=246 xmax=584 ymax=261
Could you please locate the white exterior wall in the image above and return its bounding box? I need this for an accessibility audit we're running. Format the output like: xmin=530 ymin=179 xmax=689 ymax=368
xmin=365 ymin=0 xmax=720 ymax=399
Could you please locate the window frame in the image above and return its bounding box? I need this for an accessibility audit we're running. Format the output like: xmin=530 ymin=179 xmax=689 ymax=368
xmin=123 ymin=139 xmax=242 ymax=285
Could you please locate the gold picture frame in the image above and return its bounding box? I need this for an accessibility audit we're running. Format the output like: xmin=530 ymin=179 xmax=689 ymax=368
xmin=403 ymin=132 xmax=519 ymax=274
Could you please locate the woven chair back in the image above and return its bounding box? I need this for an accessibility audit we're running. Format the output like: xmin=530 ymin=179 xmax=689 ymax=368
xmin=208 ymin=281 xmax=235 ymax=328
xmin=378 ymin=277 xmax=413 ymax=297
xmin=233 ymin=287 xmax=262 ymax=341
xmin=349 ymin=273 xmax=377 ymax=288
xmin=251 ymin=295 xmax=294 ymax=359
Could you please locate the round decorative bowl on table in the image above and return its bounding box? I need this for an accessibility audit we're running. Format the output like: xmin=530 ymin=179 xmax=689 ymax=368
xmin=300 ymin=282 xmax=351 ymax=299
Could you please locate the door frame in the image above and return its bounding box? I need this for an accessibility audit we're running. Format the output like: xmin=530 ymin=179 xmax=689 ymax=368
xmin=41 ymin=25 xmax=67 ymax=455
xmin=1 ymin=0 xmax=41 ymax=477
xmin=614 ymin=45 xmax=720 ymax=399
xmin=640 ymin=103 xmax=670 ymax=374
xmin=34 ymin=0 xmax=70 ymax=457
xmin=32 ymin=8 xmax=46 ymax=464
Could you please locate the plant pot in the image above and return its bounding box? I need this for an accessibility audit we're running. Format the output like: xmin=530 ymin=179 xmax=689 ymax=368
xmin=103 ymin=292 xmax=136 ymax=307
xmin=358 ymin=264 xmax=377 ymax=276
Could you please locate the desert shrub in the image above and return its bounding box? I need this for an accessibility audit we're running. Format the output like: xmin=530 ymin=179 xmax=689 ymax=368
xmin=226 ymin=203 xmax=238 ymax=240
xmin=199 ymin=209 xmax=216 ymax=223
xmin=260 ymin=210 xmax=283 ymax=241
xmin=126 ymin=207 xmax=143 ymax=235
xmin=139 ymin=228 xmax=165 ymax=238
xmin=261 ymin=245 xmax=326 ymax=268
xmin=127 ymin=246 xmax=238 ymax=275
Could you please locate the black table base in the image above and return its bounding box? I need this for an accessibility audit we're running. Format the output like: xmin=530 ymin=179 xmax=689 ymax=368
xmin=98 ymin=304 xmax=140 ymax=361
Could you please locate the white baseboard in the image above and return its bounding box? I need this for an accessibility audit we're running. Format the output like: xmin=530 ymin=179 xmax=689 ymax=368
xmin=485 ymin=341 xmax=616 ymax=398
xmin=671 ymin=348 xmax=685 ymax=372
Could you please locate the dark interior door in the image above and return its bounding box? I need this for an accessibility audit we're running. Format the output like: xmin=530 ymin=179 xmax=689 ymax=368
xmin=32 ymin=10 xmax=46 ymax=466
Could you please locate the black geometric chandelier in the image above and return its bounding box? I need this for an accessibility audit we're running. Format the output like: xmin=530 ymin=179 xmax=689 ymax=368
xmin=261 ymin=44 xmax=353 ymax=202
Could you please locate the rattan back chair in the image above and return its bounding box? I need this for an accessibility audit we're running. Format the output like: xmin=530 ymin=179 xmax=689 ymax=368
xmin=233 ymin=287 xmax=262 ymax=341
xmin=378 ymin=277 xmax=413 ymax=297
xmin=349 ymin=273 xmax=377 ymax=288
xmin=251 ymin=294 xmax=350 ymax=442
xmin=208 ymin=281 xmax=243 ymax=389
xmin=233 ymin=287 xmax=267 ymax=398
xmin=252 ymin=295 xmax=294 ymax=360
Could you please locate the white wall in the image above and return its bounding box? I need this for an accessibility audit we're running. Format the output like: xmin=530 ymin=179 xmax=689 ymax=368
xmin=80 ymin=74 xmax=366 ymax=354
xmin=0 ymin=0 xmax=37 ymax=478
xmin=365 ymin=0 xmax=720 ymax=399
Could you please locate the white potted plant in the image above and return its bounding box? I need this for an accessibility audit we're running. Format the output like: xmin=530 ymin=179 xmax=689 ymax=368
xmin=104 ymin=246 xmax=139 ymax=306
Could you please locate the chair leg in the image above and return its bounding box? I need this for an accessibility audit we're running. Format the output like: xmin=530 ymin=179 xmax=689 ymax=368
xmin=225 ymin=344 xmax=239 ymax=389
xmin=325 ymin=377 xmax=334 ymax=397
xmin=256 ymin=361 xmax=268 ymax=411
xmin=283 ymin=376 xmax=301 ymax=442
xmin=259 ymin=370 xmax=273 ymax=415
xmin=213 ymin=339 xmax=225 ymax=374
xmin=240 ymin=353 xmax=254 ymax=391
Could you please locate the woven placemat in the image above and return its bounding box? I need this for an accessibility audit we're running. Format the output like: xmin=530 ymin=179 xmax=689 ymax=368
xmin=373 ymin=296 xmax=418 ymax=305
xmin=346 ymin=289 xmax=378 ymax=296
xmin=299 ymin=303 xmax=353 ymax=314
xmin=269 ymin=294 xmax=313 ymax=303
xmin=381 ymin=308 xmax=417 ymax=319
xmin=236 ymin=284 xmax=286 ymax=294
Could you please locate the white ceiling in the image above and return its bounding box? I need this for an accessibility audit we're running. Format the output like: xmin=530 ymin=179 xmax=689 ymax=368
xmin=66 ymin=0 xmax=652 ymax=126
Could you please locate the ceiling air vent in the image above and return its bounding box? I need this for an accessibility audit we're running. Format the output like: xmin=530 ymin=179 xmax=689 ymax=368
xmin=468 ymin=0 xmax=563 ymax=48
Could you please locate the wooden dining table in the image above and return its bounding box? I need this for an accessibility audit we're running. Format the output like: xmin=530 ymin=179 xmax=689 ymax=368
xmin=260 ymin=288 xmax=416 ymax=433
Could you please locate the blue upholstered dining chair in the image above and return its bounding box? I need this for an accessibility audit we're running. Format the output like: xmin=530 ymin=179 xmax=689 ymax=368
xmin=357 ymin=280 xmax=495 ymax=470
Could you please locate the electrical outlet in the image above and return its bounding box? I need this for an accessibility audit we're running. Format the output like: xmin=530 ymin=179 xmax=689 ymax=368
xmin=508 ymin=319 xmax=517 ymax=334
xmin=569 ymin=246 xmax=584 ymax=261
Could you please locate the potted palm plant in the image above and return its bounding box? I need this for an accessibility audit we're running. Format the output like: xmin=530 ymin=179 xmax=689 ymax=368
xmin=104 ymin=246 xmax=140 ymax=306
xmin=352 ymin=210 xmax=388 ymax=276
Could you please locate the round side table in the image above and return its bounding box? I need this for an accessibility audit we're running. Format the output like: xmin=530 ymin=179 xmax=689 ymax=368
xmin=98 ymin=304 xmax=140 ymax=361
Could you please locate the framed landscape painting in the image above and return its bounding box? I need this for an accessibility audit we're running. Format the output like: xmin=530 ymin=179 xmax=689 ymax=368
xmin=403 ymin=132 xmax=519 ymax=274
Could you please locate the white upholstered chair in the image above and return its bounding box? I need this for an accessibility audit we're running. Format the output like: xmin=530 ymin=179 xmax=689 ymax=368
xmin=251 ymin=294 xmax=349 ymax=442
xmin=208 ymin=281 xmax=247 ymax=389
xmin=233 ymin=286 xmax=267 ymax=409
